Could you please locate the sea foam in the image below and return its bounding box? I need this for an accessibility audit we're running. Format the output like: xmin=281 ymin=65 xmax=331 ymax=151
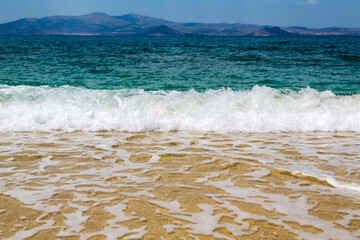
xmin=0 ymin=85 xmax=359 ymax=132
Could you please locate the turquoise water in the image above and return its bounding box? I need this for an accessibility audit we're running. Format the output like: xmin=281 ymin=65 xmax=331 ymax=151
xmin=0 ymin=36 xmax=359 ymax=132
xmin=1 ymin=36 xmax=359 ymax=94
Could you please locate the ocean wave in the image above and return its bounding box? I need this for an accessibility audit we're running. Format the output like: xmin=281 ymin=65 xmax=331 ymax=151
xmin=0 ymin=85 xmax=359 ymax=132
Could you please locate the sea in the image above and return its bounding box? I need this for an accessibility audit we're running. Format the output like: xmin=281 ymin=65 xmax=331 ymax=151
xmin=0 ymin=36 xmax=360 ymax=239
xmin=0 ymin=36 xmax=359 ymax=132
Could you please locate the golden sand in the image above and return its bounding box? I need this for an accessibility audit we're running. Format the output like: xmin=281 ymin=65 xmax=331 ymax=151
xmin=0 ymin=131 xmax=359 ymax=239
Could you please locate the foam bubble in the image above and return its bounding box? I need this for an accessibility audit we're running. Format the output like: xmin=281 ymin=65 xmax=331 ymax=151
xmin=0 ymin=85 xmax=359 ymax=132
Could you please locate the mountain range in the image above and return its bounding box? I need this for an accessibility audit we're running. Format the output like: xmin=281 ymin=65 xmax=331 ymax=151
xmin=0 ymin=12 xmax=359 ymax=37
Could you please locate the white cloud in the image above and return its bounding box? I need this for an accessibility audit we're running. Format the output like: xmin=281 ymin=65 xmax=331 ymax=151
xmin=298 ymin=0 xmax=319 ymax=5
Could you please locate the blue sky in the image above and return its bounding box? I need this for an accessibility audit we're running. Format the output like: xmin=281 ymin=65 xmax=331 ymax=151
xmin=0 ymin=0 xmax=359 ymax=28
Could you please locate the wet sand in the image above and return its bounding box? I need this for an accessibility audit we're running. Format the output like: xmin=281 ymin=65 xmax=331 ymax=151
xmin=0 ymin=131 xmax=359 ymax=239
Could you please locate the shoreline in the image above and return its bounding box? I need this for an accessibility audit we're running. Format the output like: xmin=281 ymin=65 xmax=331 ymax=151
xmin=0 ymin=130 xmax=359 ymax=239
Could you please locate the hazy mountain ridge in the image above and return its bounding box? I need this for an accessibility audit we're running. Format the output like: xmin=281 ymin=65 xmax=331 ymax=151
xmin=144 ymin=25 xmax=188 ymax=36
xmin=0 ymin=12 xmax=359 ymax=36
xmin=247 ymin=27 xmax=299 ymax=37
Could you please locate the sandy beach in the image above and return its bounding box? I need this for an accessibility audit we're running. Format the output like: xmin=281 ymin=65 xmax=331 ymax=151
xmin=0 ymin=131 xmax=359 ymax=239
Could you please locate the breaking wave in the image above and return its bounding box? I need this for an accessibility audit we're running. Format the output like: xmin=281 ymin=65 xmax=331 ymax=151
xmin=0 ymin=85 xmax=359 ymax=132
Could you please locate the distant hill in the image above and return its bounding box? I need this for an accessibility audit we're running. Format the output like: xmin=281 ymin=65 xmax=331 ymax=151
xmin=0 ymin=12 xmax=359 ymax=36
xmin=247 ymin=27 xmax=298 ymax=37
xmin=285 ymin=26 xmax=360 ymax=36
xmin=144 ymin=25 xmax=186 ymax=36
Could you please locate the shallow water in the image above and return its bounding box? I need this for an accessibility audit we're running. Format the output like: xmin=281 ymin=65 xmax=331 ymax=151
xmin=0 ymin=131 xmax=359 ymax=239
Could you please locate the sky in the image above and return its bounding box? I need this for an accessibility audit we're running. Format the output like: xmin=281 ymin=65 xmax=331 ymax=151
xmin=0 ymin=0 xmax=359 ymax=28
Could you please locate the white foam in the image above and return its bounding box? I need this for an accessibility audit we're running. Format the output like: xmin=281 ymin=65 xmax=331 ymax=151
xmin=0 ymin=85 xmax=359 ymax=132
xmin=4 ymin=219 xmax=55 ymax=240
xmin=283 ymin=169 xmax=360 ymax=192
xmin=148 ymin=200 xmax=181 ymax=212
xmin=326 ymin=176 xmax=360 ymax=192
xmin=62 ymin=203 xmax=89 ymax=234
